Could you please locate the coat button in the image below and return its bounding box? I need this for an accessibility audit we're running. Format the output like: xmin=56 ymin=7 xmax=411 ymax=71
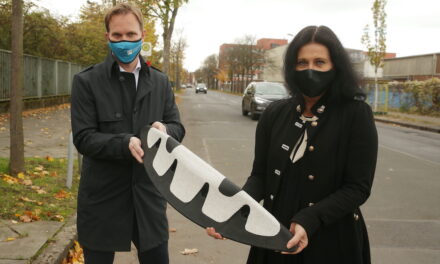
xmin=119 ymin=76 xmax=125 ymax=81
xmin=308 ymin=202 xmax=314 ymax=207
xmin=270 ymin=194 xmax=274 ymax=200
xmin=311 ymin=121 xmax=318 ymax=127
xmin=308 ymin=145 xmax=315 ymax=152
xmin=354 ymin=213 xmax=359 ymax=221
xmin=308 ymin=175 xmax=315 ymax=181
xmin=115 ymin=112 xmax=122 ymax=118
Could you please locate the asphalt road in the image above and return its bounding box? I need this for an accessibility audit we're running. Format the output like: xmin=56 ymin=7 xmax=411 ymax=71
xmin=165 ymin=89 xmax=440 ymax=264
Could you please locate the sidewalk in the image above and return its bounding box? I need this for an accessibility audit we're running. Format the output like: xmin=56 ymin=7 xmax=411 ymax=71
xmin=0 ymin=105 xmax=439 ymax=264
xmin=374 ymin=111 xmax=440 ymax=133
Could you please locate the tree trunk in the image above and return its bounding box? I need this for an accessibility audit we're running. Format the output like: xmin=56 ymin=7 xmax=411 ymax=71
xmin=162 ymin=6 xmax=179 ymax=75
xmin=374 ymin=67 xmax=378 ymax=112
xmin=9 ymin=0 xmax=24 ymax=176
xmin=175 ymin=55 xmax=180 ymax=90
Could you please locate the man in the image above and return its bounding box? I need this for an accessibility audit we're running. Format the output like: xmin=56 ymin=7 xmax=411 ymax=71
xmin=70 ymin=3 xmax=185 ymax=263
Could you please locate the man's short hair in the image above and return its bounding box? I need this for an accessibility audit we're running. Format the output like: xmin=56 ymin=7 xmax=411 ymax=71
xmin=104 ymin=3 xmax=144 ymax=32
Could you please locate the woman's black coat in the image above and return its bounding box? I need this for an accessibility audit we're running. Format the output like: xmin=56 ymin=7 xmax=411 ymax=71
xmin=242 ymin=95 xmax=378 ymax=264
xmin=71 ymin=54 xmax=185 ymax=252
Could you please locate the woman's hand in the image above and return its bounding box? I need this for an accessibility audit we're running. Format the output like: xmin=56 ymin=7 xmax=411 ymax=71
xmin=282 ymin=222 xmax=308 ymax=254
xmin=206 ymin=227 xmax=226 ymax=240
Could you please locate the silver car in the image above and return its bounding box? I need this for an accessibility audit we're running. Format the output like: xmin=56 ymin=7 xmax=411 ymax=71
xmin=242 ymin=82 xmax=289 ymax=120
xmin=195 ymin=83 xmax=208 ymax=94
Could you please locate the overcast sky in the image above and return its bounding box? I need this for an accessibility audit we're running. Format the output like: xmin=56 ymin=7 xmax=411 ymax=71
xmin=39 ymin=0 xmax=440 ymax=72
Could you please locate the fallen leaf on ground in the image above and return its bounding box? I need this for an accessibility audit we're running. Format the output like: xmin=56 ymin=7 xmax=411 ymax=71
xmin=180 ymin=248 xmax=199 ymax=255
xmin=0 ymin=127 xmax=6 ymax=131
xmin=53 ymin=215 xmax=64 ymax=222
xmin=34 ymin=166 xmax=44 ymax=171
xmin=17 ymin=172 xmax=25 ymax=179
xmin=46 ymin=156 xmax=54 ymax=162
xmin=54 ymin=190 xmax=70 ymax=200
xmin=169 ymin=228 xmax=177 ymax=233
xmin=22 ymin=179 xmax=33 ymax=186
xmin=36 ymin=189 xmax=47 ymax=194
xmin=2 ymin=174 xmax=19 ymax=184
xmin=62 ymin=240 xmax=84 ymax=264
xmin=4 ymin=237 xmax=17 ymax=242
xmin=23 ymin=210 xmax=40 ymax=221
xmin=31 ymin=186 xmax=41 ymax=190
xmin=20 ymin=197 xmax=37 ymax=203
xmin=19 ymin=215 xmax=32 ymax=223
xmin=42 ymin=171 xmax=50 ymax=176
xmin=11 ymin=220 xmax=18 ymax=224
xmin=50 ymin=171 xmax=58 ymax=177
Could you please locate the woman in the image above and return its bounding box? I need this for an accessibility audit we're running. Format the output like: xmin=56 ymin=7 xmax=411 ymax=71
xmin=207 ymin=25 xmax=378 ymax=264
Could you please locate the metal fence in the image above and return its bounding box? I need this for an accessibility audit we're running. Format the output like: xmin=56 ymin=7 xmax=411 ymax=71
xmin=0 ymin=49 xmax=84 ymax=101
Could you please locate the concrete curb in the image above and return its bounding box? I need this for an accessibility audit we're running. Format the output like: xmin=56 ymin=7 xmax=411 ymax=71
xmin=31 ymin=215 xmax=77 ymax=264
xmin=374 ymin=117 xmax=440 ymax=134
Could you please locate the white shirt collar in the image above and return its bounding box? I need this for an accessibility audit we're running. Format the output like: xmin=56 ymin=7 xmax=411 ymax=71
xmin=118 ymin=57 xmax=141 ymax=73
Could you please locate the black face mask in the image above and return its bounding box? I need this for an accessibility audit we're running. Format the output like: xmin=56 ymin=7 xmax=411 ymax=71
xmin=294 ymin=69 xmax=335 ymax=97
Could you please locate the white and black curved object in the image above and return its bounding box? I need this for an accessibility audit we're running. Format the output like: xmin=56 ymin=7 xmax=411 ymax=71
xmin=140 ymin=126 xmax=295 ymax=252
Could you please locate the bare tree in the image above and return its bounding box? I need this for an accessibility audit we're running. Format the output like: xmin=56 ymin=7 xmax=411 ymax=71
xmin=137 ymin=0 xmax=188 ymax=75
xmin=170 ymin=33 xmax=187 ymax=90
xmin=223 ymin=35 xmax=264 ymax=93
xmin=9 ymin=0 xmax=24 ymax=176
xmin=201 ymin=54 xmax=218 ymax=89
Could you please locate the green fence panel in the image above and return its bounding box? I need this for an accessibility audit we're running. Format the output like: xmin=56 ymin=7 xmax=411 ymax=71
xmin=24 ymin=56 xmax=39 ymax=97
xmin=0 ymin=51 xmax=11 ymax=100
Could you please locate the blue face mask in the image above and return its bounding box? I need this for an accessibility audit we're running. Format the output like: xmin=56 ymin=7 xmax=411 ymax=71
xmin=108 ymin=39 xmax=142 ymax=64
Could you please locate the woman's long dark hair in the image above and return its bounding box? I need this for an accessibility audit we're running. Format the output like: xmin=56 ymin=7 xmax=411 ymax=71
xmin=284 ymin=25 xmax=364 ymax=102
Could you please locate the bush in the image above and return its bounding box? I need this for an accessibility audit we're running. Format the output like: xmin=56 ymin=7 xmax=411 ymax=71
xmin=389 ymin=78 xmax=440 ymax=116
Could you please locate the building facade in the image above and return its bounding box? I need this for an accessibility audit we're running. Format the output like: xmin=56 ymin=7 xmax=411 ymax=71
xmin=383 ymin=53 xmax=440 ymax=81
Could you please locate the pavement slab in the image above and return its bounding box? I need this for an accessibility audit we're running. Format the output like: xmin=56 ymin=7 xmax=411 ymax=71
xmin=0 ymin=221 xmax=62 ymax=261
xmin=32 ymin=216 xmax=77 ymax=264
xmin=0 ymin=260 xmax=28 ymax=264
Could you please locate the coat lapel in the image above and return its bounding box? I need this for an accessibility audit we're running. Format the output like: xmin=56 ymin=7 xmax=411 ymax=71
xmin=134 ymin=69 xmax=153 ymax=108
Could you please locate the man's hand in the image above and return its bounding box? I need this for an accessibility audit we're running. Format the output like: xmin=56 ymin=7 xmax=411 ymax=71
xmin=129 ymin=137 xmax=144 ymax=163
xmin=152 ymin=121 xmax=167 ymax=133
xmin=282 ymin=222 xmax=308 ymax=255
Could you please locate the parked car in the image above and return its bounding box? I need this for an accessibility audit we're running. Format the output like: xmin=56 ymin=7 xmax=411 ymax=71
xmin=242 ymin=82 xmax=289 ymax=120
xmin=195 ymin=83 xmax=208 ymax=94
